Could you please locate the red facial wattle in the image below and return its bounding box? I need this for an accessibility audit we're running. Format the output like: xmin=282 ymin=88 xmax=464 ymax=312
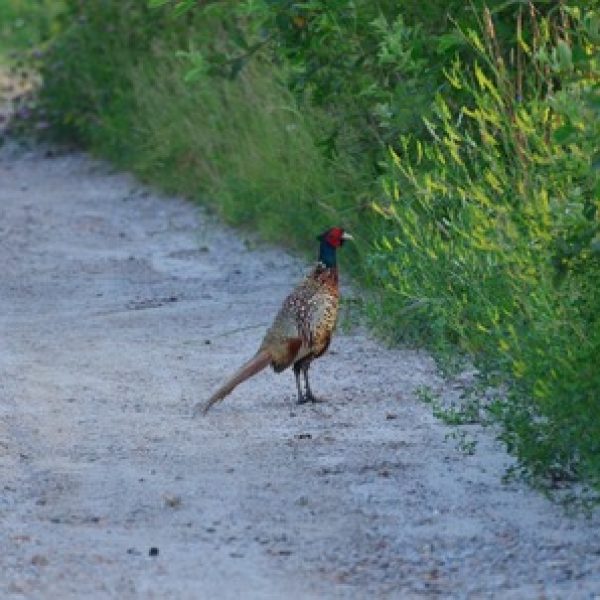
xmin=325 ymin=227 xmax=345 ymax=247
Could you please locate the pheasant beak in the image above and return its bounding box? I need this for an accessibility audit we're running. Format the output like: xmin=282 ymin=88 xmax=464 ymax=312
xmin=341 ymin=232 xmax=354 ymax=242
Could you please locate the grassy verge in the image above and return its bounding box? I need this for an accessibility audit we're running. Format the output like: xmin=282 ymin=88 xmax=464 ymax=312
xmin=0 ymin=0 xmax=61 ymax=59
xmin=128 ymin=57 xmax=369 ymax=248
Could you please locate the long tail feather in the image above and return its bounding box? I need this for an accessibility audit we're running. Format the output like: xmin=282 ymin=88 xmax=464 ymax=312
xmin=194 ymin=349 xmax=272 ymax=416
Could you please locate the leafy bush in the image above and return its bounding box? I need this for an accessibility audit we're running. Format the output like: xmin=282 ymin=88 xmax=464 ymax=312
xmin=0 ymin=0 xmax=62 ymax=56
xmin=37 ymin=0 xmax=170 ymax=147
xmin=371 ymin=7 xmax=600 ymax=491
xmin=156 ymin=0 xmax=523 ymax=167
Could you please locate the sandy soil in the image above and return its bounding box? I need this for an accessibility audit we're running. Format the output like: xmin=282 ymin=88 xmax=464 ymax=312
xmin=1 ymin=144 xmax=599 ymax=599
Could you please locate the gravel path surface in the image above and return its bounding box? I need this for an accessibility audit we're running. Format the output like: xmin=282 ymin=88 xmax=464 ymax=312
xmin=1 ymin=146 xmax=599 ymax=599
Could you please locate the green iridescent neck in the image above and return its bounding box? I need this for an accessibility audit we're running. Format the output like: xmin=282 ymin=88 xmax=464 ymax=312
xmin=318 ymin=239 xmax=337 ymax=268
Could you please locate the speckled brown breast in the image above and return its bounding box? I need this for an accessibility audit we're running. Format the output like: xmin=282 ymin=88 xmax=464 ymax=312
xmin=259 ymin=264 xmax=340 ymax=371
xmin=308 ymin=271 xmax=339 ymax=358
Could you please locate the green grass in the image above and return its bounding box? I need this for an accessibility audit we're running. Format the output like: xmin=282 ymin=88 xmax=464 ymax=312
xmin=0 ymin=0 xmax=62 ymax=59
xmin=127 ymin=56 xmax=368 ymax=247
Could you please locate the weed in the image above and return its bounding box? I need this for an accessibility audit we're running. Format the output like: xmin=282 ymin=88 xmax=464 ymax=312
xmin=414 ymin=385 xmax=438 ymax=405
xmin=445 ymin=431 xmax=478 ymax=456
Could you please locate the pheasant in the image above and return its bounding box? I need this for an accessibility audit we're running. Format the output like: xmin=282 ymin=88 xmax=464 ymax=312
xmin=195 ymin=227 xmax=352 ymax=415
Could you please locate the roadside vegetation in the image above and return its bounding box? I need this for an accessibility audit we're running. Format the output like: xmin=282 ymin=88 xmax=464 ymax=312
xmin=0 ymin=0 xmax=60 ymax=57
xmin=7 ymin=0 xmax=600 ymax=503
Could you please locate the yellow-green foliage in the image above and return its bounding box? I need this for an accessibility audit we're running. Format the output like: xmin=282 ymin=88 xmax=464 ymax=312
xmin=0 ymin=0 xmax=61 ymax=56
xmin=372 ymin=9 xmax=600 ymax=490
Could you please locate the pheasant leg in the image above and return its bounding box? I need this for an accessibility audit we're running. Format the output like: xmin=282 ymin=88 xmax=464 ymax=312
xmin=302 ymin=364 xmax=321 ymax=403
xmin=294 ymin=364 xmax=309 ymax=404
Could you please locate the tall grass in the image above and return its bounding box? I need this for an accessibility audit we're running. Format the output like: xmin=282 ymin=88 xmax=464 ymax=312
xmin=371 ymin=7 xmax=600 ymax=494
xmin=127 ymin=55 xmax=367 ymax=248
xmin=0 ymin=0 xmax=61 ymax=57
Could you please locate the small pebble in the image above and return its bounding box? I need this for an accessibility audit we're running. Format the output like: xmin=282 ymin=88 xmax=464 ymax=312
xmin=31 ymin=555 xmax=48 ymax=567
xmin=163 ymin=494 xmax=182 ymax=508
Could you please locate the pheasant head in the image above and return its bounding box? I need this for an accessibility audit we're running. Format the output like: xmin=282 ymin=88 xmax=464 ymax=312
xmin=317 ymin=227 xmax=353 ymax=268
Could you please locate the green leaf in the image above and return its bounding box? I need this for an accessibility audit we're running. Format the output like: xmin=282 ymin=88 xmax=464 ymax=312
xmin=555 ymin=40 xmax=573 ymax=71
xmin=553 ymin=123 xmax=576 ymax=144
xmin=174 ymin=1 xmax=197 ymax=16
xmin=436 ymin=32 xmax=464 ymax=55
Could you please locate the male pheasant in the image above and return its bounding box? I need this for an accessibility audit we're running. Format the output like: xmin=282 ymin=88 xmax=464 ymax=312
xmin=195 ymin=227 xmax=352 ymax=415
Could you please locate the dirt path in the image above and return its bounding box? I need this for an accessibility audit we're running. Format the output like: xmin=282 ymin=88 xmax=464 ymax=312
xmin=1 ymin=145 xmax=599 ymax=599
